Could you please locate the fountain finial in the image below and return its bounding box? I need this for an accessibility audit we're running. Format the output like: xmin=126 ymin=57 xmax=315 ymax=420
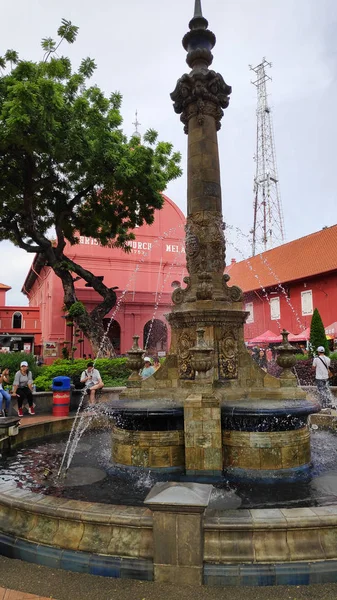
xmin=189 ymin=0 xmax=208 ymax=30
xmin=182 ymin=0 xmax=215 ymax=67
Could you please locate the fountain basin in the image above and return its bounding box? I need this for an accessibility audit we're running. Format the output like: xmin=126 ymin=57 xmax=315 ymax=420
xmin=221 ymin=398 xmax=320 ymax=479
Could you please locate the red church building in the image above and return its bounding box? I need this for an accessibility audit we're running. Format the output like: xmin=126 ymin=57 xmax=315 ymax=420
xmin=22 ymin=195 xmax=186 ymax=360
xmin=226 ymin=224 xmax=337 ymax=342
xmin=0 ymin=283 xmax=42 ymax=355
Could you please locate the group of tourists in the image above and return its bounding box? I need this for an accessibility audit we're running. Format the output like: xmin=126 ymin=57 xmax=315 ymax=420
xmin=141 ymin=356 xmax=160 ymax=379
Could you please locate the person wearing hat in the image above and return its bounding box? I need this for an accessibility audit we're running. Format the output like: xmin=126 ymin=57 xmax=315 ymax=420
xmin=12 ymin=361 xmax=35 ymax=416
xmin=80 ymin=361 xmax=104 ymax=405
xmin=312 ymin=346 xmax=332 ymax=409
xmin=141 ymin=357 xmax=155 ymax=380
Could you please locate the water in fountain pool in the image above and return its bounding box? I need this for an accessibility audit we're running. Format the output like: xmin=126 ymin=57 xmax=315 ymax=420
xmin=1 ymin=427 xmax=337 ymax=510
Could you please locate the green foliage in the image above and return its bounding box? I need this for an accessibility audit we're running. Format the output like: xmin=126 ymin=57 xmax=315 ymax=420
xmin=34 ymin=357 xmax=131 ymax=390
xmin=0 ymin=21 xmax=182 ymax=254
xmin=0 ymin=20 xmax=182 ymax=350
xmin=0 ymin=353 xmax=40 ymax=383
xmin=294 ymin=353 xmax=310 ymax=361
xmin=61 ymin=347 xmax=69 ymax=359
xmin=68 ymin=302 xmax=85 ymax=318
xmin=309 ymin=308 xmax=329 ymax=356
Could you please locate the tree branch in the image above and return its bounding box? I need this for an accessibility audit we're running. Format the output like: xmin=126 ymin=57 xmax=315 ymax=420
xmin=59 ymin=255 xmax=111 ymax=297
xmin=11 ymin=222 xmax=43 ymax=253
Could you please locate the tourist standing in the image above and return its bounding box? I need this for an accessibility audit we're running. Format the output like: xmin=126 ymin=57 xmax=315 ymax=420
xmin=256 ymin=349 xmax=267 ymax=371
xmin=312 ymin=346 xmax=332 ymax=409
xmin=80 ymin=361 xmax=104 ymax=405
xmin=0 ymin=368 xmax=11 ymax=417
xmin=12 ymin=361 xmax=35 ymax=416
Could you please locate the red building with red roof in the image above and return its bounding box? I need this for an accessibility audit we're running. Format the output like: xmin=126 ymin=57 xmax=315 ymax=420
xmin=22 ymin=195 xmax=186 ymax=360
xmin=226 ymin=224 xmax=337 ymax=343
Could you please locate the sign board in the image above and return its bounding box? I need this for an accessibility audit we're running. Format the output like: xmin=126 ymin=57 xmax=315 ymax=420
xmin=24 ymin=343 xmax=31 ymax=353
xmin=43 ymin=341 xmax=58 ymax=358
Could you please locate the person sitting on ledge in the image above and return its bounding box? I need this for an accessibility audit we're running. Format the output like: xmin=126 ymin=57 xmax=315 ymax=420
xmin=80 ymin=361 xmax=104 ymax=405
xmin=12 ymin=361 xmax=35 ymax=416
xmin=141 ymin=357 xmax=155 ymax=380
xmin=0 ymin=367 xmax=11 ymax=417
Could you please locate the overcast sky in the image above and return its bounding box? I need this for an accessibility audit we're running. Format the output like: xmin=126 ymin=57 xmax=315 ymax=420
xmin=2 ymin=0 xmax=337 ymax=304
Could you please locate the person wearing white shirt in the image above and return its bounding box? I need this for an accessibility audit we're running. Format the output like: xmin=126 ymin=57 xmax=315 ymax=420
xmin=312 ymin=346 xmax=332 ymax=409
xmin=80 ymin=361 xmax=104 ymax=405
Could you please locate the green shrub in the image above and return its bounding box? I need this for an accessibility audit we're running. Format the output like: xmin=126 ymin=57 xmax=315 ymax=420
xmin=309 ymin=308 xmax=329 ymax=356
xmin=294 ymin=353 xmax=310 ymax=361
xmin=34 ymin=358 xmax=131 ymax=391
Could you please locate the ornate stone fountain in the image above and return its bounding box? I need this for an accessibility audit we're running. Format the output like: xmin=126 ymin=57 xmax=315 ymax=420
xmin=115 ymin=0 xmax=320 ymax=479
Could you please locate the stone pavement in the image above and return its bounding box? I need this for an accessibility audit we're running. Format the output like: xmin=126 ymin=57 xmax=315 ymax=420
xmin=1 ymin=556 xmax=337 ymax=600
xmin=0 ymin=588 xmax=47 ymax=599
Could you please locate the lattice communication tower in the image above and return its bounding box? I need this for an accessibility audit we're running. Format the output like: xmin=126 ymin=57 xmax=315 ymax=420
xmin=250 ymin=59 xmax=285 ymax=256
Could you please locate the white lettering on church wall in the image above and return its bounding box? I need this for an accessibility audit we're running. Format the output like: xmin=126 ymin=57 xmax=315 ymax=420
xmin=79 ymin=236 xmax=185 ymax=254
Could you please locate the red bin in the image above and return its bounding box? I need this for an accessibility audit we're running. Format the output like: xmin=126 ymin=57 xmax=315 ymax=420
xmin=52 ymin=391 xmax=70 ymax=417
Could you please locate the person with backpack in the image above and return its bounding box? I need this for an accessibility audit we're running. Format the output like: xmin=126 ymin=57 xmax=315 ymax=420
xmin=80 ymin=361 xmax=104 ymax=405
xmin=312 ymin=346 xmax=333 ymax=409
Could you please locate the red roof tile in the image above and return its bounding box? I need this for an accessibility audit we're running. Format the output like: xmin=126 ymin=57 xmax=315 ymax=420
xmin=226 ymin=224 xmax=337 ymax=292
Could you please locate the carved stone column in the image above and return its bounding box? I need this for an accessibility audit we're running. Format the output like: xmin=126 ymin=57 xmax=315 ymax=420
xmin=171 ymin=3 xmax=232 ymax=305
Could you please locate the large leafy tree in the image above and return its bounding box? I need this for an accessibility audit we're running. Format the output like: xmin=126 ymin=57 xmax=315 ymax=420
xmin=0 ymin=21 xmax=181 ymax=354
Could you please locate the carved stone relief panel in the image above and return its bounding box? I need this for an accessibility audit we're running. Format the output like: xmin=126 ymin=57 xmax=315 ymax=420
xmin=177 ymin=329 xmax=196 ymax=380
xmin=218 ymin=328 xmax=238 ymax=380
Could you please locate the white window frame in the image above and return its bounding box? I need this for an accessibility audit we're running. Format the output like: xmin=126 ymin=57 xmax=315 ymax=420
xmin=245 ymin=302 xmax=254 ymax=324
xmin=301 ymin=290 xmax=313 ymax=316
xmin=270 ymin=296 xmax=280 ymax=321
xmin=12 ymin=311 xmax=23 ymax=329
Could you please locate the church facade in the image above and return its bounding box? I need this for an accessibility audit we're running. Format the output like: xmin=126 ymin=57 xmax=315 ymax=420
xmin=22 ymin=195 xmax=186 ymax=361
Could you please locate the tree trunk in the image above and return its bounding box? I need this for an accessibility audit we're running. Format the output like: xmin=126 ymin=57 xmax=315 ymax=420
xmin=50 ymin=252 xmax=117 ymax=358
xmin=72 ymin=310 xmax=115 ymax=357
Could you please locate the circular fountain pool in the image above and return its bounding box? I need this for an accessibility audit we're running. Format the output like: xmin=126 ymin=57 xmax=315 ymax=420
xmin=1 ymin=426 xmax=337 ymax=510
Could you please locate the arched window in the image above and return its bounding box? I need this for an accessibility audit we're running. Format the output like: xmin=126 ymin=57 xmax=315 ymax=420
xmin=143 ymin=319 xmax=168 ymax=354
xmin=12 ymin=312 xmax=22 ymax=329
xmin=103 ymin=318 xmax=121 ymax=355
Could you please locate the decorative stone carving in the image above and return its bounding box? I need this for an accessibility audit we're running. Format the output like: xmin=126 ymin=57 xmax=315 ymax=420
xmin=229 ymin=285 xmax=243 ymax=303
xmin=126 ymin=335 xmax=143 ymax=382
xmin=190 ymin=328 xmax=213 ymax=378
xmin=218 ymin=329 xmax=238 ymax=380
xmin=196 ymin=272 xmax=213 ymax=300
xmin=171 ymin=276 xmax=191 ymax=305
xmin=276 ymin=329 xmax=297 ymax=380
xmin=177 ymin=330 xmax=196 ymax=380
xmin=185 ymin=211 xmax=225 ymax=276
xmin=171 ymin=71 xmax=232 ymax=133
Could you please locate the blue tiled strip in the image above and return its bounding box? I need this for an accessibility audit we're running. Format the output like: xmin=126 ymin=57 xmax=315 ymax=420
xmin=3 ymin=530 xmax=337 ymax=586
xmin=204 ymin=561 xmax=337 ymax=586
xmin=0 ymin=533 xmax=153 ymax=581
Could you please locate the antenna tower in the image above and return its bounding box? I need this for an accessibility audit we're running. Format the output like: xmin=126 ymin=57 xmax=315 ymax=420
xmin=250 ymin=59 xmax=285 ymax=256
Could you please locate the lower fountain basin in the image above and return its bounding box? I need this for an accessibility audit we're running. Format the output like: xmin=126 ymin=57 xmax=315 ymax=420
xmin=2 ymin=417 xmax=337 ymax=586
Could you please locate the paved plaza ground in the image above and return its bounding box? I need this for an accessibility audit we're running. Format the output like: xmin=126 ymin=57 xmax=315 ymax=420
xmin=0 ymin=556 xmax=337 ymax=600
